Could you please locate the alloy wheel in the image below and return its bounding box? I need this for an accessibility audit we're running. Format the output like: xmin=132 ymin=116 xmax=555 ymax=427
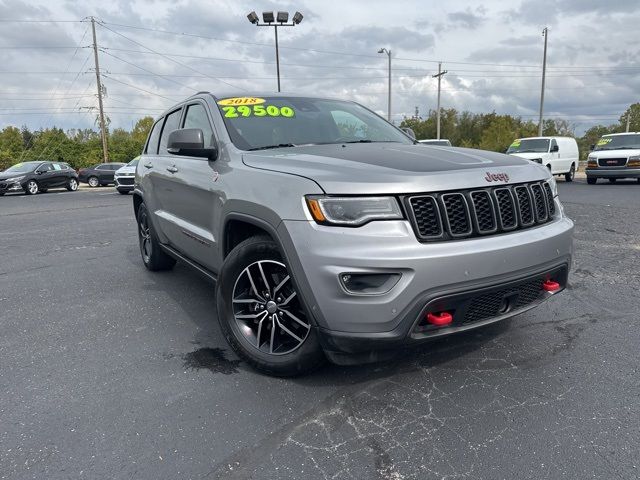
xmin=69 ymin=179 xmax=78 ymax=190
xmin=138 ymin=211 xmax=152 ymax=263
xmin=27 ymin=181 xmax=38 ymax=195
xmin=88 ymin=177 xmax=99 ymax=187
xmin=232 ymin=260 xmax=310 ymax=355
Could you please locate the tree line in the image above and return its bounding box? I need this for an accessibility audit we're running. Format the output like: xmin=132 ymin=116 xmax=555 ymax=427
xmin=0 ymin=117 xmax=153 ymax=171
xmin=0 ymin=103 xmax=637 ymax=171
xmin=400 ymin=103 xmax=639 ymax=158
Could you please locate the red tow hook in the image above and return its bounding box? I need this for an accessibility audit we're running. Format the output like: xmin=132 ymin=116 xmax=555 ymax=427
xmin=542 ymin=279 xmax=561 ymax=292
xmin=426 ymin=311 xmax=453 ymax=326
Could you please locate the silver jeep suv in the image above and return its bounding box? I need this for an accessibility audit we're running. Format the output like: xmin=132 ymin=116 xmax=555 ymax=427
xmin=133 ymin=93 xmax=574 ymax=376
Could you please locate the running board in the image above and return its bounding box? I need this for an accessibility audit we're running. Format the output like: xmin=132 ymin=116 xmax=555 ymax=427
xmin=160 ymin=244 xmax=218 ymax=284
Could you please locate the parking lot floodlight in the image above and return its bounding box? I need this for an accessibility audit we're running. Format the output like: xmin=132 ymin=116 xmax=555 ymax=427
xmin=247 ymin=11 xmax=259 ymax=24
xmin=292 ymin=11 xmax=303 ymax=24
xmin=277 ymin=11 xmax=289 ymax=23
xmin=378 ymin=48 xmax=385 ymax=54
xmin=262 ymin=11 xmax=275 ymax=23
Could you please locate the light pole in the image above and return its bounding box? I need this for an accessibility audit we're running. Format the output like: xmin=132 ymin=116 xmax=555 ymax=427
xmin=538 ymin=27 xmax=548 ymax=136
xmin=247 ymin=10 xmax=303 ymax=92
xmin=378 ymin=48 xmax=391 ymax=122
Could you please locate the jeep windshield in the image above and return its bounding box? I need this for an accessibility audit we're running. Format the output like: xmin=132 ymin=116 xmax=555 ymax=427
xmin=507 ymin=139 xmax=549 ymax=154
xmin=216 ymin=96 xmax=413 ymax=151
xmin=594 ymin=134 xmax=640 ymax=151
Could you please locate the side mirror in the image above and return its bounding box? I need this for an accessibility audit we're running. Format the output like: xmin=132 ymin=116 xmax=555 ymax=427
xmin=551 ymin=144 xmax=559 ymax=152
xmin=35 ymin=169 xmax=44 ymax=175
xmin=401 ymin=127 xmax=416 ymax=140
xmin=167 ymin=128 xmax=217 ymax=160
xmin=589 ymin=144 xmax=595 ymax=151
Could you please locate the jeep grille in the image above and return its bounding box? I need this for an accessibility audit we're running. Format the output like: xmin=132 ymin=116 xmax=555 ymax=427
xmin=406 ymin=181 xmax=556 ymax=242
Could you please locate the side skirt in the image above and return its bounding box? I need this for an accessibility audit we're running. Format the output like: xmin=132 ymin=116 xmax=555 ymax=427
xmin=159 ymin=244 xmax=218 ymax=284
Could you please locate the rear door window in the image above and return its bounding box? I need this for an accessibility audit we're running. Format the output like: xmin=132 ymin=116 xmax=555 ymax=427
xmin=159 ymin=109 xmax=183 ymax=155
xmin=146 ymin=120 xmax=163 ymax=155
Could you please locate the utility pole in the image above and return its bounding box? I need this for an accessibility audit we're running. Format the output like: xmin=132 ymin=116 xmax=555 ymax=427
xmin=378 ymin=48 xmax=392 ymax=121
xmin=432 ymin=62 xmax=447 ymax=140
xmin=626 ymin=112 xmax=631 ymax=132
xmin=91 ymin=16 xmax=109 ymax=162
xmin=538 ymin=27 xmax=548 ymax=137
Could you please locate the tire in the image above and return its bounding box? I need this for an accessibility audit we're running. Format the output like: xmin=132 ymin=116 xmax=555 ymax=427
xmin=118 ymin=190 xmax=129 ymax=195
xmin=25 ymin=180 xmax=39 ymax=195
xmin=565 ymin=164 xmax=575 ymax=182
xmin=136 ymin=203 xmax=176 ymax=271
xmin=88 ymin=176 xmax=99 ymax=188
xmin=216 ymin=236 xmax=325 ymax=376
xmin=587 ymin=177 xmax=597 ymax=185
xmin=67 ymin=178 xmax=78 ymax=191
xmin=609 ymin=178 xmax=617 ymax=184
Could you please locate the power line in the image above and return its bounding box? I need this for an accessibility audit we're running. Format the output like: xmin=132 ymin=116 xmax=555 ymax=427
xmin=97 ymin=22 xmax=247 ymax=91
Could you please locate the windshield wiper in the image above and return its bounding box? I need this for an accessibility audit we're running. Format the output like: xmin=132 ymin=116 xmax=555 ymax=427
xmin=247 ymin=143 xmax=297 ymax=151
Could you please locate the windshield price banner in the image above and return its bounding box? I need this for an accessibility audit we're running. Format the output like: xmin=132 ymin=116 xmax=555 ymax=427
xmin=220 ymin=104 xmax=295 ymax=119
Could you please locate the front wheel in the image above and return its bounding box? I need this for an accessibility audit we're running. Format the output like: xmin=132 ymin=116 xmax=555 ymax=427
xmin=216 ymin=236 xmax=325 ymax=376
xmin=565 ymin=164 xmax=575 ymax=182
xmin=67 ymin=178 xmax=78 ymax=191
xmin=609 ymin=178 xmax=617 ymax=184
xmin=587 ymin=177 xmax=597 ymax=185
xmin=136 ymin=203 xmax=176 ymax=271
xmin=25 ymin=180 xmax=39 ymax=195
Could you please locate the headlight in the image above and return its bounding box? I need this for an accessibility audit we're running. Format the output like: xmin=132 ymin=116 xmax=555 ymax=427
xmin=587 ymin=156 xmax=597 ymax=168
xmin=306 ymin=196 xmax=403 ymax=226
xmin=547 ymin=177 xmax=558 ymax=197
xmin=627 ymin=155 xmax=640 ymax=168
xmin=5 ymin=175 xmax=25 ymax=182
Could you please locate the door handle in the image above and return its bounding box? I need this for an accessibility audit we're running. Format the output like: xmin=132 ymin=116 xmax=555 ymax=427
xmin=166 ymin=166 xmax=178 ymax=174
xmin=144 ymin=162 xmax=153 ymax=169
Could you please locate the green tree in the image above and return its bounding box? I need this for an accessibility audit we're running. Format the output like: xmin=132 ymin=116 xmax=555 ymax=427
xmin=619 ymin=103 xmax=640 ymax=132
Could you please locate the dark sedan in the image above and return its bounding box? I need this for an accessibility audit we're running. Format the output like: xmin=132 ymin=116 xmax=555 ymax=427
xmin=0 ymin=161 xmax=79 ymax=196
xmin=78 ymin=163 xmax=126 ymax=187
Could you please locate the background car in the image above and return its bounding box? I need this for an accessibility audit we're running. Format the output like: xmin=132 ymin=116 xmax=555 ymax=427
xmin=114 ymin=157 xmax=139 ymax=195
xmin=78 ymin=162 xmax=126 ymax=187
xmin=0 ymin=161 xmax=79 ymax=196
xmin=507 ymin=136 xmax=579 ymax=182
xmin=418 ymin=139 xmax=452 ymax=146
xmin=586 ymin=132 xmax=640 ymax=184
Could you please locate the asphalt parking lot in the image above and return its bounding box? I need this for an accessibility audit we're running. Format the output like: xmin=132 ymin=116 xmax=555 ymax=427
xmin=1 ymin=179 xmax=639 ymax=480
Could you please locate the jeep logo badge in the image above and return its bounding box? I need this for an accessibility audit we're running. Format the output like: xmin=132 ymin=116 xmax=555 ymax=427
xmin=485 ymin=172 xmax=510 ymax=183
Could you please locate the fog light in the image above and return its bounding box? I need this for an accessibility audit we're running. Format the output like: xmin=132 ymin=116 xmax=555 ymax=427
xmin=340 ymin=272 xmax=401 ymax=295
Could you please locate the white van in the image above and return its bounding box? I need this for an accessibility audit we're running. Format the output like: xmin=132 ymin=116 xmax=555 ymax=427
xmin=507 ymin=136 xmax=579 ymax=181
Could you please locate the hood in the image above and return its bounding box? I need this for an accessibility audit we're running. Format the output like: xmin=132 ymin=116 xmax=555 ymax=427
xmin=115 ymin=166 xmax=136 ymax=174
xmin=590 ymin=148 xmax=640 ymax=158
xmin=509 ymin=152 xmax=548 ymax=160
xmin=0 ymin=172 xmax=29 ymax=180
xmin=242 ymin=143 xmax=549 ymax=194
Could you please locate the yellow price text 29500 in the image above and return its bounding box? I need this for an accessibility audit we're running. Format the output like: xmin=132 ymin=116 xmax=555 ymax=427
xmin=222 ymin=105 xmax=295 ymax=118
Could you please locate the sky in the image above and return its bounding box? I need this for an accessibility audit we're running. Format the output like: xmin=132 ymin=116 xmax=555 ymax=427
xmin=0 ymin=0 xmax=638 ymax=135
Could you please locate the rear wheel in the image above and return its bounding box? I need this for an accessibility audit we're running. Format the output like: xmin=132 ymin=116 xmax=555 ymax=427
xmin=136 ymin=203 xmax=176 ymax=271
xmin=587 ymin=177 xmax=597 ymax=185
xmin=67 ymin=178 xmax=78 ymax=191
xmin=88 ymin=176 xmax=99 ymax=188
xmin=216 ymin=236 xmax=325 ymax=376
xmin=609 ymin=178 xmax=617 ymax=184
xmin=565 ymin=164 xmax=575 ymax=182
xmin=25 ymin=180 xmax=39 ymax=195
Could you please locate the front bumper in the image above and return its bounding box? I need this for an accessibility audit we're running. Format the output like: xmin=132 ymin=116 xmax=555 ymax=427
xmin=0 ymin=180 xmax=26 ymax=193
xmin=279 ymin=209 xmax=573 ymax=358
xmin=586 ymin=168 xmax=640 ymax=179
